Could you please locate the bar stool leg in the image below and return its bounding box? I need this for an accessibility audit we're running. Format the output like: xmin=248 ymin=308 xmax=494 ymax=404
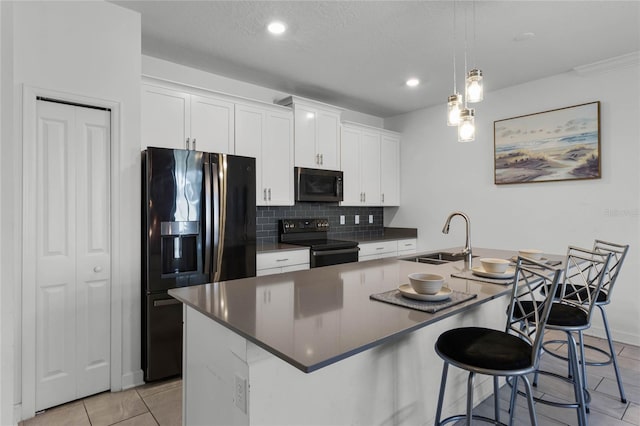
xmin=508 ymin=376 xmax=519 ymax=426
xmin=466 ymin=372 xmax=475 ymax=426
xmin=601 ymin=305 xmax=627 ymax=403
xmin=567 ymin=331 xmax=588 ymax=426
xmin=434 ymin=363 xmax=449 ymax=426
xmin=493 ymin=376 xmax=500 ymax=423
xmin=577 ymin=330 xmax=590 ymax=413
xmin=521 ymin=375 xmax=538 ymax=426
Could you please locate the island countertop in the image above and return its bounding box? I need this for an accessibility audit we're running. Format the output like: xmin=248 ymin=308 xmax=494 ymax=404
xmin=169 ymin=247 xmax=560 ymax=373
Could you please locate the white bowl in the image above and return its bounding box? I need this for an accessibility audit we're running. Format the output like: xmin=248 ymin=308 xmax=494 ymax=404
xmin=480 ymin=258 xmax=510 ymax=274
xmin=408 ymin=273 xmax=444 ymax=295
xmin=519 ymin=249 xmax=543 ymax=260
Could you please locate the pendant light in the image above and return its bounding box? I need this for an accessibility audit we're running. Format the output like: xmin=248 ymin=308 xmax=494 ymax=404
xmin=458 ymin=108 xmax=475 ymax=142
xmin=465 ymin=0 xmax=483 ymax=103
xmin=446 ymin=0 xmax=483 ymax=141
xmin=446 ymin=1 xmax=461 ymax=126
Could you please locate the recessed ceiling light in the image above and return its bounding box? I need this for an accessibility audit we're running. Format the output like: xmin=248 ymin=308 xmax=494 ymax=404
xmin=514 ymin=32 xmax=536 ymax=42
xmin=406 ymin=78 xmax=420 ymax=87
xmin=268 ymin=21 xmax=286 ymax=35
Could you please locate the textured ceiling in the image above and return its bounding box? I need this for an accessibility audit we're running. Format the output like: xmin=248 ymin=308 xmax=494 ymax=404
xmin=113 ymin=1 xmax=640 ymax=117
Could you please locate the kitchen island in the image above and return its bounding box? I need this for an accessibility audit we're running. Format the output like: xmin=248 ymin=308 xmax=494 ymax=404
xmin=169 ymin=248 xmax=559 ymax=425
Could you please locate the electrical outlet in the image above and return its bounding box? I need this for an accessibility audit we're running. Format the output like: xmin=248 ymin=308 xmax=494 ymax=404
xmin=235 ymin=374 xmax=247 ymax=413
xmin=355 ymin=215 xmax=360 ymax=224
xmin=340 ymin=215 xmax=345 ymax=225
xmin=369 ymin=215 xmax=373 ymax=224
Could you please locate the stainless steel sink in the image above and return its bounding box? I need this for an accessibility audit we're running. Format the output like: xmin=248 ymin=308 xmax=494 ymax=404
xmin=401 ymin=251 xmax=478 ymax=265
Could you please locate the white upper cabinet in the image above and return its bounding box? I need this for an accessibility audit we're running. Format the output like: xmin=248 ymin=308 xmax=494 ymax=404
xmin=141 ymin=85 xmax=189 ymax=150
xmin=190 ymin=94 xmax=235 ymax=153
xmin=340 ymin=122 xmax=400 ymax=207
xmin=278 ymin=96 xmax=343 ymax=170
xmin=141 ymin=83 xmax=234 ymax=153
xmin=380 ymin=131 xmax=400 ymax=206
xmin=235 ymin=102 xmax=294 ymax=206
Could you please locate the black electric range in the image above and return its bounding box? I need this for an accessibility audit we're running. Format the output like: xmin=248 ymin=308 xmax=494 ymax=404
xmin=279 ymin=218 xmax=359 ymax=268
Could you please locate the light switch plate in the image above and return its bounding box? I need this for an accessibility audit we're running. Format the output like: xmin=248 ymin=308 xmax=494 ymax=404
xmin=369 ymin=215 xmax=373 ymax=224
xmin=340 ymin=215 xmax=345 ymax=225
xmin=355 ymin=215 xmax=360 ymax=225
xmin=235 ymin=375 xmax=247 ymax=413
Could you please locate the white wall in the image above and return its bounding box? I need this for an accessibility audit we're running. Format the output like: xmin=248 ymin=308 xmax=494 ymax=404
xmin=142 ymin=55 xmax=384 ymax=128
xmin=3 ymin=1 xmax=142 ymax=422
xmin=385 ymin=56 xmax=640 ymax=344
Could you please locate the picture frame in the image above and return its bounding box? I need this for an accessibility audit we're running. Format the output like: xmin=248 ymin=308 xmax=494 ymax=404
xmin=494 ymin=101 xmax=601 ymax=185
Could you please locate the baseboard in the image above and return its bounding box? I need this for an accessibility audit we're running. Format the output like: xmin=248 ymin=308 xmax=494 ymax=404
xmin=585 ymin=325 xmax=638 ymax=346
xmin=13 ymin=403 xmax=21 ymax=425
xmin=121 ymin=369 xmax=145 ymax=390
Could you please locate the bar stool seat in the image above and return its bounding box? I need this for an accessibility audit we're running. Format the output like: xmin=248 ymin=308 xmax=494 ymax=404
xmin=437 ymin=328 xmax=534 ymax=372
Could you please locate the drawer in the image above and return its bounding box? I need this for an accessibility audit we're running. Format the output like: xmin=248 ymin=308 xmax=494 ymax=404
xmin=397 ymin=239 xmax=417 ymax=254
xmin=257 ymin=248 xmax=309 ymax=270
xmin=358 ymin=240 xmax=397 ymax=257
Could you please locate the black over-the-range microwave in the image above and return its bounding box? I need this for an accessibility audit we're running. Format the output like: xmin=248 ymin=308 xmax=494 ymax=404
xmin=294 ymin=167 xmax=343 ymax=202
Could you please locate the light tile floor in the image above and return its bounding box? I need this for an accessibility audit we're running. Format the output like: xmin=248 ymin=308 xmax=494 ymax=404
xmin=20 ymin=332 xmax=640 ymax=425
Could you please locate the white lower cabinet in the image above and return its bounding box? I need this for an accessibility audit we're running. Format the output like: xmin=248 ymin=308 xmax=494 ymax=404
xmin=358 ymin=238 xmax=417 ymax=262
xmin=397 ymin=238 xmax=417 ymax=256
xmin=358 ymin=240 xmax=398 ymax=262
xmin=257 ymin=249 xmax=310 ymax=276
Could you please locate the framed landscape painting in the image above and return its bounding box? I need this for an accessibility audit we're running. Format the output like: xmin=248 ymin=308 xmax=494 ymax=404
xmin=494 ymin=101 xmax=600 ymax=185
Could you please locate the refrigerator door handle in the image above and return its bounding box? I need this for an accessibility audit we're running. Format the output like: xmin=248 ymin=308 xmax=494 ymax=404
xmin=203 ymin=159 xmax=212 ymax=277
xmin=212 ymin=161 xmax=220 ymax=279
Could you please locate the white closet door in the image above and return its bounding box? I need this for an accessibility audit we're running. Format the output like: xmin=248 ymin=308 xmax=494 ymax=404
xmin=35 ymin=100 xmax=111 ymax=410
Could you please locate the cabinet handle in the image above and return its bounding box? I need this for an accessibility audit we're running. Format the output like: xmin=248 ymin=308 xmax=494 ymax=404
xmin=192 ymin=138 xmax=197 ymax=150
xmin=276 ymin=258 xmax=289 ymax=262
xmin=316 ymin=153 xmax=320 ymax=165
xmin=268 ymin=188 xmax=272 ymax=201
xmin=363 ymin=192 xmax=366 ymax=203
xmin=263 ymin=188 xmax=267 ymax=201
xmin=376 ymin=247 xmax=384 ymax=250
xmin=185 ymin=138 xmax=190 ymax=150
xmin=320 ymin=154 xmax=324 ymax=165
xmin=93 ymin=266 xmax=103 ymax=273
xmin=381 ymin=193 xmax=385 ymax=203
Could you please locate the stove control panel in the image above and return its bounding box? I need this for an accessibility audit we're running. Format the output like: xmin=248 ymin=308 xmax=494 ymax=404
xmin=280 ymin=218 xmax=330 ymax=234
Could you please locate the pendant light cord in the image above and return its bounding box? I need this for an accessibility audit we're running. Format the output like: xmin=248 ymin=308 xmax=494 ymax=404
xmin=452 ymin=0 xmax=457 ymax=93
xmin=463 ymin=4 xmax=468 ymax=107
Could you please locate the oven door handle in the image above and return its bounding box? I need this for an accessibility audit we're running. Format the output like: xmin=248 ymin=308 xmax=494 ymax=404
xmin=312 ymin=247 xmax=360 ymax=257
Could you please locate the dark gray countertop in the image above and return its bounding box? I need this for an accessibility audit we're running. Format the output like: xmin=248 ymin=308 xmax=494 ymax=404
xmin=169 ymin=247 xmax=562 ymax=373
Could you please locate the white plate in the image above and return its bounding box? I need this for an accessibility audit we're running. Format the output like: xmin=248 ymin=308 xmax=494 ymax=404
xmin=472 ymin=266 xmax=516 ymax=279
xmin=398 ymin=284 xmax=453 ymax=301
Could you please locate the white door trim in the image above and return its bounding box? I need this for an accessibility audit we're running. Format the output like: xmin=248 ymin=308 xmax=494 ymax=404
xmin=21 ymin=85 xmax=122 ymax=419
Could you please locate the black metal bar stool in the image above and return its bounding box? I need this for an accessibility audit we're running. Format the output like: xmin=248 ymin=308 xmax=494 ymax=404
xmin=541 ymin=240 xmax=629 ymax=403
xmin=521 ymin=246 xmax=613 ymax=426
xmin=433 ymin=257 xmax=563 ymax=426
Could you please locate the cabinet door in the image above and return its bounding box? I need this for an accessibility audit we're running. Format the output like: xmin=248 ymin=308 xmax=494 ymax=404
xmin=380 ymin=133 xmax=400 ymax=206
xmin=234 ymin=104 xmax=265 ymax=204
xmin=141 ymin=85 xmax=189 ymax=150
xmin=317 ymin=110 xmax=340 ymax=170
xmin=360 ymin=130 xmax=381 ymax=206
xmin=264 ymin=110 xmax=294 ymax=205
xmin=340 ymin=127 xmax=362 ymax=206
xmin=191 ymin=95 xmax=235 ymax=154
xmin=293 ymin=106 xmax=318 ymax=168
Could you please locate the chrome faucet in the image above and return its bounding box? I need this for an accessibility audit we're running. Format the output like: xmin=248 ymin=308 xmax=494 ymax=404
xmin=442 ymin=211 xmax=472 ymax=265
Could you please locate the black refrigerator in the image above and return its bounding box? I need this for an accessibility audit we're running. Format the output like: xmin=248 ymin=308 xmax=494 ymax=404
xmin=142 ymin=147 xmax=256 ymax=381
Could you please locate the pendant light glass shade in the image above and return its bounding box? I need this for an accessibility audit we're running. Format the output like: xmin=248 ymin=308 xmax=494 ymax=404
xmin=458 ymin=108 xmax=475 ymax=142
xmin=465 ymin=68 xmax=483 ymax=103
xmin=447 ymin=93 xmax=463 ymax=126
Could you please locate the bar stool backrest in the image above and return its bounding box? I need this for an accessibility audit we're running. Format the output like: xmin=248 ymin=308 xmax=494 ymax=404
xmin=507 ymin=257 xmax=563 ymax=369
xmin=560 ymin=246 xmax=613 ymax=325
xmin=592 ymin=240 xmax=630 ymax=304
